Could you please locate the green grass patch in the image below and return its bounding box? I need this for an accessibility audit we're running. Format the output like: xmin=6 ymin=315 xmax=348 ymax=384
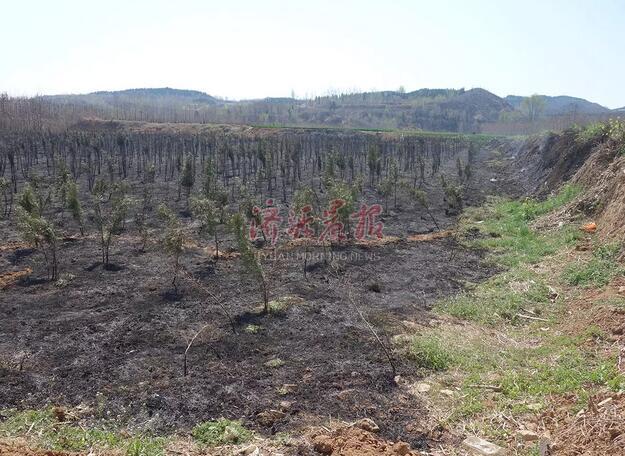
xmin=437 ymin=269 xmax=552 ymax=325
xmin=419 ymin=182 xmax=625 ymax=442
xmin=562 ymin=258 xmax=623 ymax=287
xmin=0 ymin=408 xmax=167 ymax=455
xmin=191 ymin=418 xmax=252 ymax=446
xmin=436 ymin=185 xmax=582 ymax=324
xmin=460 ymin=184 xmax=582 ymax=268
xmin=562 ymin=242 xmax=624 ymax=287
xmin=447 ymin=336 xmax=625 ymax=422
xmin=498 ymin=348 xmax=623 ymax=400
xmin=602 ymin=296 xmax=625 ymax=309
xmin=406 ymin=335 xmax=456 ymax=371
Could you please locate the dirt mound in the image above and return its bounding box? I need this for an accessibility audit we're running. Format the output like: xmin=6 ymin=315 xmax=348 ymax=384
xmin=569 ymin=145 xmax=625 ymax=242
xmin=542 ymin=393 xmax=625 ymax=455
xmin=310 ymin=425 xmax=419 ymax=456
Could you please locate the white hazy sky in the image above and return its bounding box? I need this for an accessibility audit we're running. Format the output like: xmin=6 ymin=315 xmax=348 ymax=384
xmin=2 ymin=0 xmax=624 ymax=108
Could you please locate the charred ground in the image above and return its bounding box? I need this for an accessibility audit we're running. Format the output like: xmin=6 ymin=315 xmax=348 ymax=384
xmin=0 ymin=121 xmax=526 ymax=451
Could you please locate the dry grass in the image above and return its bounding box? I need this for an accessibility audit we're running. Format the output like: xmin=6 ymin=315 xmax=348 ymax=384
xmin=0 ymin=268 xmax=32 ymax=289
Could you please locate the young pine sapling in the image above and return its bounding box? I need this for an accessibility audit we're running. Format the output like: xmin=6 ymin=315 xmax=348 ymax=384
xmin=92 ymin=179 xmax=131 ymax=268
xmin=136 ymin=164 xmax=155 ymax=251
xmin=158 ymin=204 xmax=185 ymax=292
xmin=66 ymin=180 xmax=84 ymax=235
xmin=230 ymin=213 xmax=269 ymax=313
xmin=191 ymin=197 xmax=221 ymax=260
xmin=0 ymin=177 xmax=13 ymax=218
xmin=16 ymin=186 xmax=58 ymax=280
xmin=180 ymin=155 xmax=195 ymax=210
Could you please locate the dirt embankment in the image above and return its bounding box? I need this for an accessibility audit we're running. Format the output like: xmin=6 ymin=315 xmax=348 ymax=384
xmin=515 ymin=126 xmax=625 ymax=243
xmin=513 ymin=129 xmax=596 ymax=196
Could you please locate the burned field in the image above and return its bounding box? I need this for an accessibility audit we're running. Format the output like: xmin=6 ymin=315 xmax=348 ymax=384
xmin=0 ymin=122 xmax=517 ymax=449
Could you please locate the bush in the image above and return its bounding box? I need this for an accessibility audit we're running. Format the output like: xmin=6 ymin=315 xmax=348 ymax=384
xmin=576 ymin=122 xmax=608 ymax=145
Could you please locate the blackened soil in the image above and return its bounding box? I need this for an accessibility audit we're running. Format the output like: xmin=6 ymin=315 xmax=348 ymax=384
xmin=0 ymin=233 xmax=493 ymax=449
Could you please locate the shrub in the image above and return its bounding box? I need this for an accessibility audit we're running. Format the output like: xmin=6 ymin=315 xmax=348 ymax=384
xmin=577 ymin=122 xmax=608 ymax=145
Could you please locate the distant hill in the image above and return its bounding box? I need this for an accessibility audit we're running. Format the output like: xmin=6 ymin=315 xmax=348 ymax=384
xmin=505 ymin=95 xmax=609 ymax=116
xmin=42 ymin=87 xmax=218 ymax=108
xmin=240 ymin=88 xmax=514 ymax=132
xmin=91 ymin=87 xmax=217 ymax=103
xmin=29 ymin=87 xmax=619 ymax=134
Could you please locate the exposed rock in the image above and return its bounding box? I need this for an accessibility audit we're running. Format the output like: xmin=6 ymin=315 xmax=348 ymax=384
xmin=353 ymin=418 xmax=379 ymax=432
xmin=279 ymin=400 xmax=293 ymax=411
xmin=440 ymin=389 xmax=455 ymax=397
xmin=238 ymin=445 xmax=260 ymax=455
xmin=598 ymin=397 xmax=613 ymax=407
xmin=256 ymin=409 xmax=287 ymax=426
xmin=278 ymin=383 xmax=297 ymax=395
xmin=414 ymin=382 xmax=431 ymax=393
xmin=393 ymin=441 xmax=411 ymax=455
xmin=462 ymin=435 xmax=506 ymax=455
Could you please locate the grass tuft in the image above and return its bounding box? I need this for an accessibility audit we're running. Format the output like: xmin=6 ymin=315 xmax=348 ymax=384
xmin=562 ymin=242 xmax=623 ymax=288
xmin=0 ymin=408 xmax=167 ymax=455
xmin=265 ymin=358 xmax=285 ymax=368
xmin=191 ymin=418 xmax=252 ymax=446
xmin=407 ymin=335 xmax=455 ymax=371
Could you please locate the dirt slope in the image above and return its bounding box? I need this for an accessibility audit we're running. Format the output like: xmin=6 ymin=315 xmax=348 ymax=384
xmin=516 ymin=125 xmax=625 ymax=243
